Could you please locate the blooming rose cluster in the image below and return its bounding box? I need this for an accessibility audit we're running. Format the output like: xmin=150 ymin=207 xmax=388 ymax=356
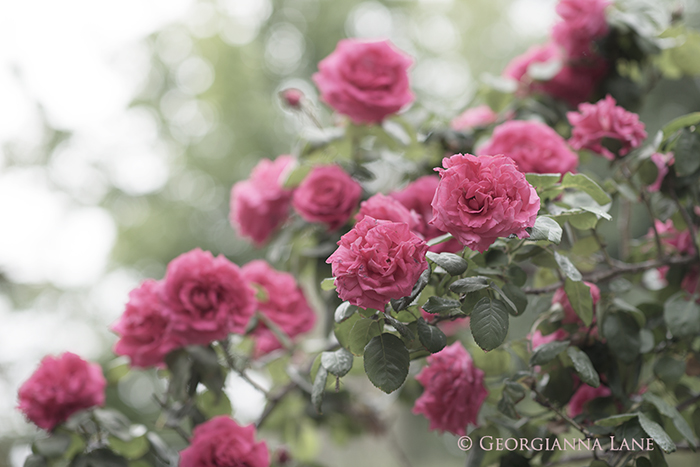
xmin=313 ymin=39 xmax=414 ymax=124
xmin=327 ymin=217 xmax=429 ymax=310
xmin=412 ymin=342 xmax=488 ymax=435
xmin=504 ymin=0 xmax=610 ymax=106
xmin=18 ymin=352 xmax=106 ymax=431
xmin=112 ymin=248 xmax=315 ymax=367
xmin=478 ymin=120 xmax=579 ymax=174
xmin=180 ymin=416 xmax=269 ymax=467
xmin=567 ymin=95 xmax=647 ymax=160
xmin=430 ymin=154 xmax=540 ymax=253
xmin=231 ymin=158 xmax=363 ymax=244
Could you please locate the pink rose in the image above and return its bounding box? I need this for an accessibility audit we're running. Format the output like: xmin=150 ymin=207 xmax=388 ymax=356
xmin=567 ymin=383 xmax=611 ymax=418
xmin=529 ymin=328 xmax=569 ymax=350
xmin=652 ymin=220 xmax=694 ymax=255
xmin=162 ymin=248 xmax=256 ymax=346
xmin=17 ymin=352 xmax=106 ymax=431
xmin=292 ymin=165 xmax=362 ymax=231
xmin=478 ymin=120 xmax=579 ymax=174
xmin=243 ymin=260 xmax=316 ymax=356
xmin=112 ymin=280 xmax=182 ymax=368
xmin=326 ymin=217 xmax=429 ymax=310
xmin=420 ymin=309 xmax=468 ymax=336
xmin=552 ymin=281 xmax=601 ymax=325
xmin=412 ymin=342 xmax=488 ymax=435
xmin=280 ymin=88 xmax=304 ymax=109
xmin=451 ymin=105 xmax=498 ymax=131
xmin=355 ymin=193 xmax=421 ymax=231
xmin=230 ymin=156 xmax=295 ymax=246
xmin=648 ymin=152 xmax=674 ymax=192
xmin=567 ymin=95 xmax=647 ymax=160
xmin=430 ymin=154 xmax=540 ymax=253
xmin=389 ymin=176 xmax=462 ymax=253
xmin=681 ymin=266 xmax=699 ymax=296
xmin=552 ymin=0 xmax=610 ymax=59
xmin=504 ymin=43 xmax=608 ymax=108
xmin=313 ymin=39 xmax=413 ymax=124
xmin=179 ymin=416 xmax=269 ymax=467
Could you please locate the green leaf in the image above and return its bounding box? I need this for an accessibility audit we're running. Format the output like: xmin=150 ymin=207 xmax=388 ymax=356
xmin=504 ymin=380 xmax=527 ymax=403
xmin=589 ymin=461 xmax=611 ymax=467
xmin=34 ymin=434 xmax=72 ymax=458
xmin=334 ymin=302 xmax=358 ymax=323
xmin=470 ymin=297 xmax=509 ymax=351
xmin=501 ymin=283 xmax=528 ymax=316
xmin=416 ymin=319 xmax=447 ymax=353
xmin=664 ymin=293 xmax=700 ymax=338
xmin=636 ymin=457 xmax=652 ymax=467
xmin=196 ymin=390 xmax=232 ymax=418
xmin=603 ymin=313 xmax=640 ymax=363
xmin=567 ymin=347 xmax=600 ymax=388
xmin=526 ymin=173 xmax=561 ymax=190
xmin=554 ymin=252 xmax=582 ymax=281
xmin=23 ymin=455 xmax=47 ymax=467
xmin=673 ymin=129 xmax=700 ymax=176
xmin=595 ymin=413 xmax=639 ymax=427
xmin=363 ymin=333 xmax=410 ymax=393
xmin=348 ymin=317 xmax=384 ymax=356
xmin=449 ymin=276 xmax=490 ymax=294
xmin=497 ymin=393 xmax=519 ymax=419
xmin=564 ymin=278 xmax=594 ymax=326
xmin=311 ymin=365 xmax=328 ymax=414
xmin=662 ymin=112 xmax=700 ymax=139
xmin=321 ymin=347 xmax=354 ymax=377
xmin=654 ymin=355 xmax=686 ymax=386
xmin=333 ymin=312 xmax=360 ymax=349
xmin=643 ymin=393 xmax=697 ymax=449
xmin=320 ymin=278 xmax=336 ymax=291
xmin=422 ymin=296 xmax=462 ymax=315
xmin=638 ymin=158 xmax=659 ymax=185
xmin=109 ymin=435 xmax=150 ymax=461
xmin=426 ymin=232 xmax=454 ymax=247
xmin=638 ymin=413 xmax=676 ymax=453
xmin=165 ymin=349 xmax=192 ymax=401
xmin=390 ymin=268 xmax=430 ymax=312
xmin=426 ymin=252 xmax=468 ymax=275
xmin=530 ymin=340 xmax=570 ymax=366
xmin=72 ymin=449 xmax=129 ymax=467
xmin=529 ymin=216 xmax=563 ymax=244
xmin=560 ymin=172 xmax=611 ymax=205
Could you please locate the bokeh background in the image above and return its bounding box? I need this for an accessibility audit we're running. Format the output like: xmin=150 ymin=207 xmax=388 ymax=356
xmin=1 ymin=0 xmax=699 ymax=465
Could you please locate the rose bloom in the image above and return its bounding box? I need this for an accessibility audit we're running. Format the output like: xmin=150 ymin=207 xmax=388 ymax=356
xmin=430 ymin=154 xmax=540 ymax=253
xmin=552 ymin=0 xmax=610 ymax=59
xmin=648 ymin=152 xmax=674 ymax=192
xmin=327 ymin=217 xmax=429 ymax=310
xmin=413 ymin=342 xmax=488 ymax=436
xmin=478 ymin=120 xmax=579 ymax=174
xmin=112 ymin=280 xmax=182 ymax=368
xmin=530 ymin=328 xmax=570 ymax=350
xmin=230 ymin=155 xmax=295 ymax=246
xmin=355 ymin=193 xmax=421 ymax=231
xmin=389 ymin=176 xmax=462 ymax=253
xmin=653 ymin=220 xmax=695 ymax=255
xmin=162 ymin=248 xmax=256 ymax=346
xmin=180 ymin=416 xmax=269 ymax=467
xmin=292 ymin=165 xmax=362 ymax=231
xmin=280 ymin=88 xmax=304 ymax=109
xmin=504 ymin=43 xmax=608 ymax=108
xmin=313 ymin=39 xmax=414 ymax=124
xmin=567 ymin=94 xmax=647 ymax=160
xmin=568 ymin=383 xmax=612 ymax=418
xmin=18 ymin=353 xmax=106 ymax=431
xmin=451 ymin=105 xmax=498 ymax=131
xmin=243 ymin=260 xmax=316 ymax=356
xmin=552 ymin=281 xmax=601 ymax=325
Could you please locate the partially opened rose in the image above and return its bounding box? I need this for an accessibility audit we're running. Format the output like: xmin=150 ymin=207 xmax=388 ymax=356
xmin=313 ymin=39 xmax=414 ymax=124
xmin=18 ymin=352 xmax=106 ymax=431
xmin=327 ymin=217 xmax=429 ymax=310
xmin=430 ymin=154 xmax=540 ymax=253
xmin=552 ymin=0 xmax=610 ymax=59
xmin=162 ymin=248 xmax=256 ymax=346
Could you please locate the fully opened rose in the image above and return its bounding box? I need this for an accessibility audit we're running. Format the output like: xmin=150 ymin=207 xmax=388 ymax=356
xmin=313 ymin=39 xmax=414 ymax=124
xmin=326 ymin=217 xmax=429 ymax=310
xmin=162 ymin=248 xmax=256 ymax=346
xmin=18 ymin=352 xmax=106 ymax=431
xmin=412 ymin=342 xmax=487 ymax=436
xmin=179 ymin=416 xmax=269 ymax=467
xmin=430 ymin=154 xmax=540 ymax=253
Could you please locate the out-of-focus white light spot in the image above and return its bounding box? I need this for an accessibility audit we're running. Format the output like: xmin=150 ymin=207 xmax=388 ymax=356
xmin=90 ymin=269 xmax=141 ymax=324
xmin=225 ymin=371 xmax=270 ymax=424
xmin=0 ymin=68 xmax=33 ymax=143
xmin=415 ymin=15 xmax=460 ymax=53
xmin=176 ymin=56 xmax=215 ymax=95
xmin=186 ymin=1 xmax=219 ymax=38
xmin=219 ymin=0 xmax=272 ymax=23
xmin=347 ymin=2 xmax=393 ymax=39
xmin=265 ymin=23 xmax=305 ymax=75
xmin=156 ymin=27 xmax=194 ymax=66
xmin=508 ymin=0 xmax=557 ymax=38
xmin=413 ymin=57 xmax=473 ymax=103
